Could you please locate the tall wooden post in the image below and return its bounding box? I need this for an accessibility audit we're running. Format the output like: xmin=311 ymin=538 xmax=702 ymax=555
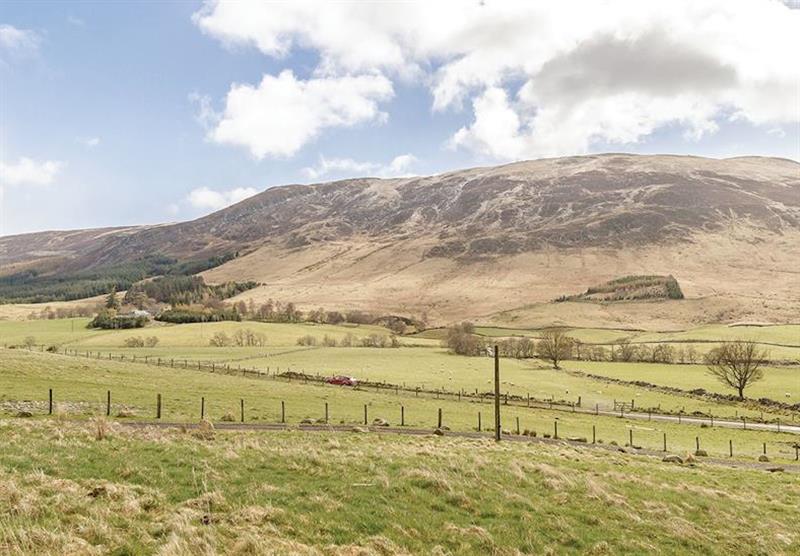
xmin=156 ymin=394 xmax=162 ymax=419
xmin=240 ymin=399 xmax=244 ymax=423
xmin=494 ymin=345 xmax=501 ymax=441
xmin=106 ymin=390 xmax=111 ymax=417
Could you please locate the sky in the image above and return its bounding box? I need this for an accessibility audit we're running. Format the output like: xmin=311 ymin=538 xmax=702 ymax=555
xmin=0 ymin=0 xmax=798 ymax=236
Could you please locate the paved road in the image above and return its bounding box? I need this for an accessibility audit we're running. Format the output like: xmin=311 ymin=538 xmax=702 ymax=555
xmin=121 ymin=420 xmax=800 ymax=473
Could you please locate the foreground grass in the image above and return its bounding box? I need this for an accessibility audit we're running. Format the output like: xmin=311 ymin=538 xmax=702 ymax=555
xmin=0 ymin=420 xmax=798 ymax=555
xmin=2 ymin=349 xmax=798 ymax=463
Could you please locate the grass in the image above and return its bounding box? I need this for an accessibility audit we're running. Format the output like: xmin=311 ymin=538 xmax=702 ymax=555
xmin=1 ymin=349 xmax=798 ymax=463
xmin=0 ymin=419 xmax=798 ymax=554
xmin=566 ymin=360 xmax=800 ymax=402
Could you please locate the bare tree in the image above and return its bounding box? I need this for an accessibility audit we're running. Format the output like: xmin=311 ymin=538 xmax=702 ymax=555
xmin=537 ymin=329 xmax=574 ymax=369
xmin=705 ymin=340 xmax=768 ymax=400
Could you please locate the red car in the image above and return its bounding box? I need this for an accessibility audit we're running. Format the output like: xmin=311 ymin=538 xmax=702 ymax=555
xmin=325 ymin=375 xmax=358 ymax=386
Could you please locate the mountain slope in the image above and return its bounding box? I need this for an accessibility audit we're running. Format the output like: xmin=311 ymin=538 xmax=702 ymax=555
xmin=1 ymin=154 xmax=798 ymax=325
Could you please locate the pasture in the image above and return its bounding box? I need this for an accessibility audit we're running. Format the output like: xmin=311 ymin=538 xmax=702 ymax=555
xmin=2 ymin=319 xmax=798 ymax=422
xmin=1 ymin=350 xmax=798 ymax=462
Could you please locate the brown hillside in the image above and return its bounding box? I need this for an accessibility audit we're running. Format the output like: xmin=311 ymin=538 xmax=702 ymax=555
xmin=1 ymin=154 xmax=798 ymax=326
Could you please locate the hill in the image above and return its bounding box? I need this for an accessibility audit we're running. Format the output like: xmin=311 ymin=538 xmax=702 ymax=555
xmin=1 ymin=154 xmax=798 ymax=326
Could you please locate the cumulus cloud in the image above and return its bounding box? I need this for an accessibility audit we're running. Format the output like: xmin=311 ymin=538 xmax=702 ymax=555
xmin=186 ymin=186 xmax=258 ymax=211
xmin=194 ymin=0 xmax=800 ymax=161
xmin=0 ymin=157 xmax=62 ymax=187
xmin=202 ymin=70 xmax=393 ymax=158
xmin=302 ymin=153 xmax=417 ymax=180
xmin=0 ymin=24 xmax=39 ymax=52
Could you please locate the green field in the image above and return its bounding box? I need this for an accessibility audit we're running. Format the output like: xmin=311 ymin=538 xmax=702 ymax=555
xmin=0 ymin=419 xmax=798 ymax=555
xmin=4 ymin=319 xmax=799 ymax=422
xmin=1 ymin=350 xmax=798 ymax=462
xmin=567 ymin=361 xmax=800 ymax=403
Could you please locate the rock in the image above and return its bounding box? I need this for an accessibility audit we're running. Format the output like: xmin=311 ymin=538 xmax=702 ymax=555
xmin=694 ymin=449 xmax=708 ymax=457
xmin=433 ymin=428 xmax=445 ymax=436
xmin=350 ymin=426 xmax=369 ymax=433
xmin=567 ymin=436 xmax=588 ymax=443
xmin=662 ymin=454 xmax=683 ymax=464
xmin=220 ymin=412 xmax=235 ymax=422
xmin=501 ymin=429 xmax=511 ymax=435
xmin=758 ymin=455 xmax=770 ymax=462
xmin=116 ymin=410 xmax=135 ymax=418
xmin=543 ymin=433 xmax=551 ymax=439
xmin=372 ymin=418 xmax=390 ymax=426
xmin=766 ymin=467 xmax=784 ymax=473
xmin=300 ymin=418 xmax=315 ymax=424
xmin=15 ymin=411 xmax=33 ymax=418
xmin=609 ymin=441 xmax=618 ymax=446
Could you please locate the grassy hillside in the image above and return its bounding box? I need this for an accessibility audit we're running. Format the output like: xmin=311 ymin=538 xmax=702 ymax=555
xmin=0 ymin=420 xmax=798 ymax=554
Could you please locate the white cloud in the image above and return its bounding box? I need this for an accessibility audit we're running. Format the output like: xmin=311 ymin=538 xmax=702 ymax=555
xmin=205 ymin=70 xmax=393 ymax=158
xmin=186 ymin=186 xmax=258 ymax=211
xmin=78 ymin=136 xmax=100 ymax=148
xmin=67 ymin=16 xmax=85 ymax=27
xmin=194 ymin=0 xmax=800 ymax=161
xmin=0 ymin=24 xmax=39 ymax=53
xmin=0 ymin=157 xmax=62 ymax=187
xmin=302 ymin=153 xmax=417 ymax=180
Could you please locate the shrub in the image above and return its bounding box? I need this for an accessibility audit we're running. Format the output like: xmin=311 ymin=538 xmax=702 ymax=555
xmin=124 ymin=336 xmax=145 ymax=348
xmin=144 ymin=336 xmax=159 ymax=348
xmin=297 ymin=335 xmax=318 ymax=346
xmin=209 ymin=332 xmax=231 ymax=347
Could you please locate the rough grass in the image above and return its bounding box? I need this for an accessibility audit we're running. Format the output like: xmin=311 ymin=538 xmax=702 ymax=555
xmin=0 ymin=420 xmax=798 ymax=555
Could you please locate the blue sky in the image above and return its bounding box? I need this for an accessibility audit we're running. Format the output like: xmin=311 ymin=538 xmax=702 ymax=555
xmin=1 ymin=1 xmax=798 ymax=235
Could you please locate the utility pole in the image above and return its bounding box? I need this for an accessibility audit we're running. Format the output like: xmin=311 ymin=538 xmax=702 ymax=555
xmin=493 ymin=344 xmax=501 ymax=441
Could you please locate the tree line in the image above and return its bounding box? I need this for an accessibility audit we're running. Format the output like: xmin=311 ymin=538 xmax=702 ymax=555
xmin=443 ymin=323 xmax=769 ymax=399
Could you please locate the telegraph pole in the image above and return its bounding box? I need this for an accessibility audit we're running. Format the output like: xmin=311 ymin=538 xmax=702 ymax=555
xmin=493 ymin=344 xmax=501 ymax=441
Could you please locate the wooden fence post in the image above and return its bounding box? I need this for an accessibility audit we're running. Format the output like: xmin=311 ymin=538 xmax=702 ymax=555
xmin=763 ymin=442 xmax=767 ymax=456
xmin=629 ymin=429 xmax=633 ymax=447
xmin=48 ymin=388 xmax=53 ymax=415
xmin=729 ymin=439 xmax=733 ymax=458
xmin=592 ymin=425 xmax=596 ymax=444
xmin=438 ymin=408 xmax=442 ymax=429
xmin=240 ymin=399 xmax=244 ymax=423
xmin=695 ymin=436 xmax=700 ymax=452
xmin=156 ymin=394 xmax=162 ymax=419
xmin=281 ymin=401 xmax=285 ymax=423
xmin=663 ymin=432 xmax=667 ymax=452
xmin=554 ymin=421 xmax=558 ymax=439
xmin=478 ymin=411 xmax=481 ymax=432
xmin=516 ymin=416 xmax=520 ymax=435
xmin=106 ymin=390 xmax=111 ymax=417
xmin=200 ymin=397 xmax=205 ymax=420
xmin=325 ymin=402 xmax=329 ymax=423
xmin=363 ymin=404 xmax=368 ymax=425
xmin=401 ymin=406 xmax=405 ymax=426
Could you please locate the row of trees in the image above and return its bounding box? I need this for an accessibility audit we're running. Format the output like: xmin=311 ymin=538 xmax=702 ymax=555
xmin=229 ymin=299 xmax=425 ymax=333
xmin=296 ymin=333 xmax=400 ymax=348
xmin=208 ymin=329 xmax=267 ymax=347
xmin=443 ymin=323 xmax=769 ymax=399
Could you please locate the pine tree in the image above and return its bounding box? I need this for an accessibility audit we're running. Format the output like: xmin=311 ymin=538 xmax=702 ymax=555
xmin=105 ymin=286 xmax=120 ymax=310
